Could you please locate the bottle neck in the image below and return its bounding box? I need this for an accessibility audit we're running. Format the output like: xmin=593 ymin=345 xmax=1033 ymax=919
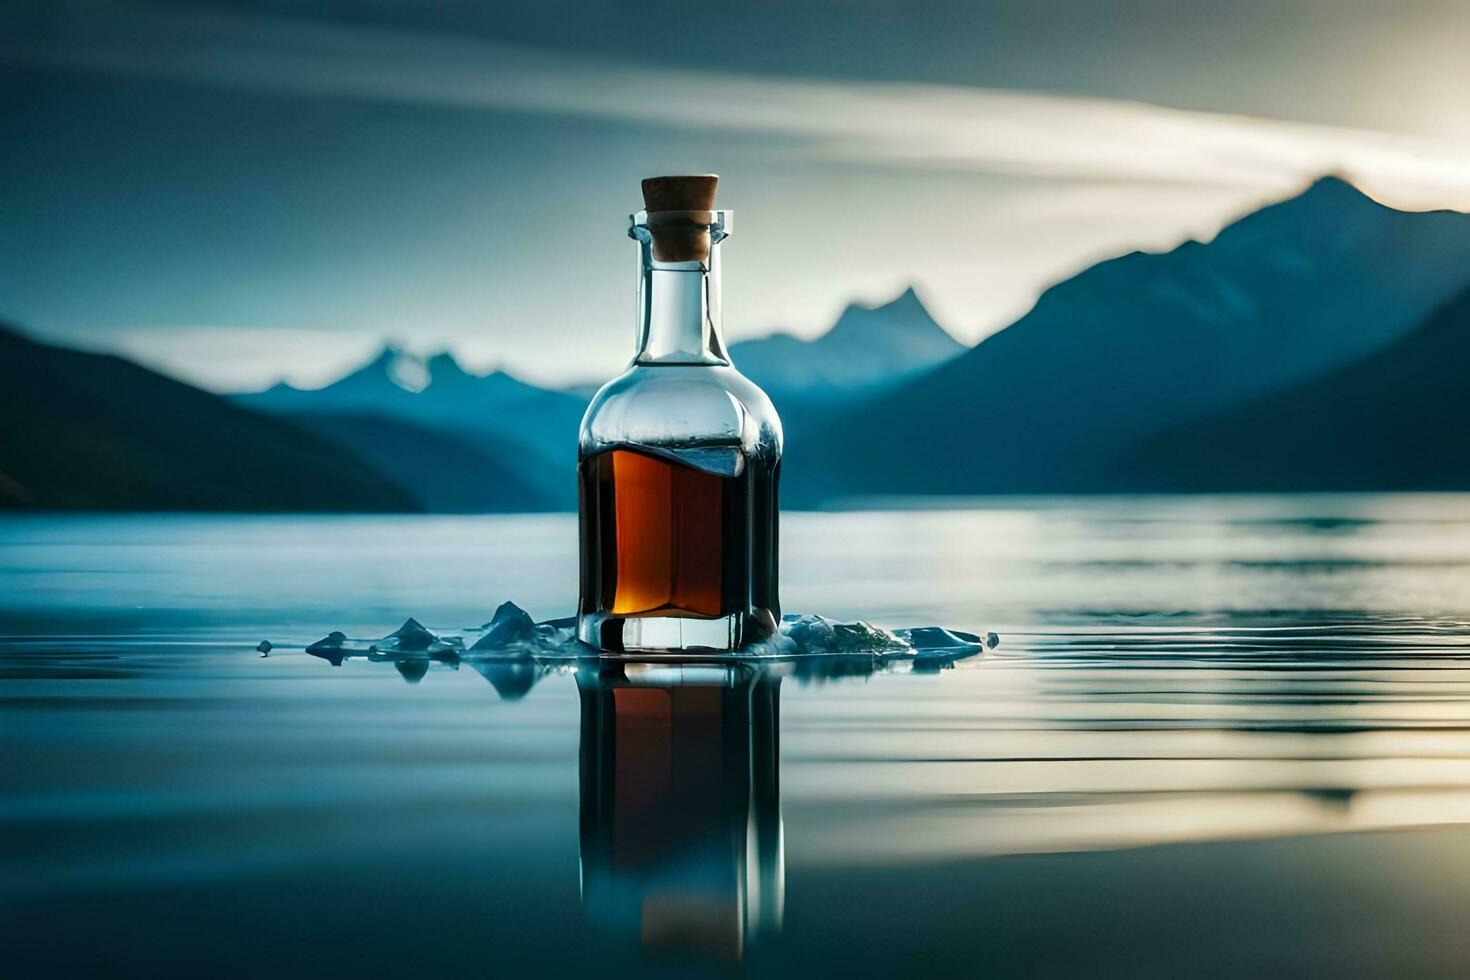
xmin=631 ymin=211 xmax=730 ymax=366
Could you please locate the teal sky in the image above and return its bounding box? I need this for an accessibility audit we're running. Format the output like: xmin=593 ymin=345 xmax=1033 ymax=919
xmin=3 ymin=0 xmax=1468 ymax=390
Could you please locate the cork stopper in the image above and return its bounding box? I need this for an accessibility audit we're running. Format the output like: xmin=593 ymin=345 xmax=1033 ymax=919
xmin=640 ymin=174 xmax=719 ymax=262
xmin=642 ymin=174 xmax=718 ymax=212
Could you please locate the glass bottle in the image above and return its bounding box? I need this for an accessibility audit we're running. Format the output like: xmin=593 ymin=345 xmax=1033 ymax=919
xmin=578 ymin=175 xmax=782 ymax=654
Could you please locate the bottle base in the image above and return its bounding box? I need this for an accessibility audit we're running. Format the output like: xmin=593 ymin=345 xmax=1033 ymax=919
xmin=579 ymin=609 xmax=777 ymax=655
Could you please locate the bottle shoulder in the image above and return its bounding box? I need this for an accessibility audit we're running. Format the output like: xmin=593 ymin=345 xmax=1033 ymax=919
xmin=579 ymin=363 xmax=783 ymax=460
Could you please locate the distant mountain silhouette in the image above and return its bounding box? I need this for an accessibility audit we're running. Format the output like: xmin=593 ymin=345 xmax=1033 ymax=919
xmin=27 ymin=175 xmax=1468 ymax=514
xmin=285 ymin=413 xmax=561 ymax=512
xmin=236 ymin=347 xmax=584 ymax=506
xmin=240 ymin=346 xmax=583 ymax=436
xmin=729 ymin=286 xmax=965 ymax=407
xmin=0 ymin=326 xmax=416 ymax=512
xmin=1112 ymin=286 xmax=1470 ymax=491
xmin=243 ymin=344 xmax=430 ymax=417
xmin=557 ymin=286 xmax=965 ymax=404
xmin=790 ymin=177 xmax=1470 ymax=503
xmin=235 ymin=290 xmax=964 ymax=505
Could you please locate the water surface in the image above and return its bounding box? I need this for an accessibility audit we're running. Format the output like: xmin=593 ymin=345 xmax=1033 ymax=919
xmin=6 ymin=496 xmax=1470 ymax=977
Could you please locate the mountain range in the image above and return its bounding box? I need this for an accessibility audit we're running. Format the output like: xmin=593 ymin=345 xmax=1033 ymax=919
xmin=239 ymin=347 xmax=587 ymax=459
xmin=786 ymin=176 xmax=1470 ymax=502
xmin=232 ymin=286 xmax=965 ymax=509
xmin=727 ymin=286 xmax=966 ymax=406
xmin=0 ymin=325 xmax=415 ymax=512
xmin=237 ymin=347 xmax=587 ymax=508
xmin=238 ymin=286 xmax=961 ymax=422
xmin=6 ymin=175 xmax=1469 ymax=512
xmin=1114 ymin=284 xmax=1470 ymax=491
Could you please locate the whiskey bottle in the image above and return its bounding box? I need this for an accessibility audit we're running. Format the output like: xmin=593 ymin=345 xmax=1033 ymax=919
xmin=578 ymin=175 xmax=782 ymax=654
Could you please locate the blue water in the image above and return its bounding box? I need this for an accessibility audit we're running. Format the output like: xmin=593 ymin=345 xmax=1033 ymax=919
xmin=7 ymin=496 xmax=1470 ymax=977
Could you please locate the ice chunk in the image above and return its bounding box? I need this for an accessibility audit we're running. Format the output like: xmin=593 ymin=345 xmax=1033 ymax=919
xmin=305 ymin=620 xmax=463 ymax=664
xmin=371 ymin=619 xmax=463 ymax=657
xmin=470 ymin=604 xmax=580 ymax=658
xmin=299 ymin=607 xmax=997 ymax=693
xmin=533 ymin=618 xmax=579 ymax=652
xmin=781 ymin=614 xmax=908 ymax=654
xmin=470 ymin=602 xmax=537 ymax=651
xmin=895 ymin=626 xmax=978 ymax=651
xmin=305 ymin=630 xmax=349 ymax=666
xmin=372 ymin=618 xmax=440 ymax=653
xmin=739 ymin=629 xmax=798 ymax=658
xmin=306 ymin=630 xmax=346 ymax=651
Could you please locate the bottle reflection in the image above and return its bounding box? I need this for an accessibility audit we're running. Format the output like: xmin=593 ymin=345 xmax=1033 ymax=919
xmin=576 ymin=662 xmax=783 ymax=960
xmin=307 ymin=624 xmax=985 ymax=960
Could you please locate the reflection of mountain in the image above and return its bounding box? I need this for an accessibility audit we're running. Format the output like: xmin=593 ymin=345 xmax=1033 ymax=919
xmin=1115 ymin=286 xmax=1470 ymax=491
xmin=788 ymin=177 xmax=1470 ymax=502
xmin=0 ymin=325 xmax=416 ymax=512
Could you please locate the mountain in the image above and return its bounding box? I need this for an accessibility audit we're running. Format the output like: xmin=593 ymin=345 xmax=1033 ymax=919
xmin=789 ymin=177 xmax=1470 ymax=503
xmin=729 ymin=287 xmax=965 ymax=406
xmin=235 ymin=292 xmax=963 ymax=505
xmin=285 ymin=413 xmax=561 ymax=512
xmin=239 ymin=347 xmax=586 ymax=444
xmin=240 ymin=344 xmax=430 ymax=417
xmin=236 ymin=347 xmax=586 ymax=506
xmin=238 ymin=345 xmax=582 ymax=505
xmin=1112 ymin=286 xmax=1470 ymax=491
xmin=0 ymin=326 xmax=417 ymax=512
xmin=555 ymin=286 xmax=967 ymax=406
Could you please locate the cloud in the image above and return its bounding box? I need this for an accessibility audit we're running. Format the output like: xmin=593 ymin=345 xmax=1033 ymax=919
xmin=8 ymin=2 xmax=1469 ymax=392
xmin=8 ymin=1 xmax=1470 ymax=210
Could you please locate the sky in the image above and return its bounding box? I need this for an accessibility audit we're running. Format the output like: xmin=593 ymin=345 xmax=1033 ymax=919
xmin=3 ymin=0 xmax=1469 ymax=391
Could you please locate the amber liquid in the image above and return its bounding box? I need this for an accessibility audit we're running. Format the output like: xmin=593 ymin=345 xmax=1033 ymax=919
xmin=578 ymin=446 xmax=779 ymax=648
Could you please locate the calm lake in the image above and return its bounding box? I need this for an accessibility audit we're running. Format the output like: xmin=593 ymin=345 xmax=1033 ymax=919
xmin=6 ymin=496 xmax=1470 ymax=977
